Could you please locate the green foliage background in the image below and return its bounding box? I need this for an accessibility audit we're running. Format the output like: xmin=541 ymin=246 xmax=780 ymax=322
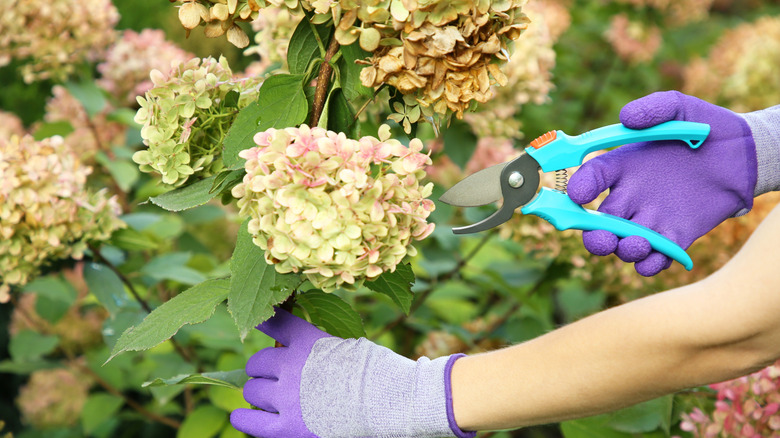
xmin=2 ymin=1 xmax=780 ymax=438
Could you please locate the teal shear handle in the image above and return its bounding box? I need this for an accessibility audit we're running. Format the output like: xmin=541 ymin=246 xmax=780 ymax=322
xmin=527 ymin=121 xmax=711 ymax=172
xmin=522 ymin=189 xmax=693 ymax=270
xmin=521 ymin=120 xmax=711 ymax=271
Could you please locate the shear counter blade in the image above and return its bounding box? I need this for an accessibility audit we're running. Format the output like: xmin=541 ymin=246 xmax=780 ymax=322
xmin=438 ymin=163 xmax=506 ymax=207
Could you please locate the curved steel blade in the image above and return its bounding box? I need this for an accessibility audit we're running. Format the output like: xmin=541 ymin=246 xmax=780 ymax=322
xmin=451 ymin=203 xmax=516 ymax=234
xmin=438 ymin=162 xmax=507 ymax=207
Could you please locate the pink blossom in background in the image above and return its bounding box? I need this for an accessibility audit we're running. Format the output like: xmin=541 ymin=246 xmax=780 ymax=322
xmin=679 ymin=361 xmax=780 ymax=437
xmin=97 ymin=29 xmax=194 ymax=105
xmin=605 ymin=14 xmax=662 ymax=65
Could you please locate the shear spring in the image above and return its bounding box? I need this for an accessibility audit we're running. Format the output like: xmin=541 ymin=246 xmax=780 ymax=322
xmin=555 ymin=169 xmax=568 ymax=192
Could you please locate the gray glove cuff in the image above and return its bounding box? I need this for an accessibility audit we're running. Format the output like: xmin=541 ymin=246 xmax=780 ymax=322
xmin=740 ymin=105 xmax=780 ymax=197
xmin=300 ymin=337 xmax=459 ymax=438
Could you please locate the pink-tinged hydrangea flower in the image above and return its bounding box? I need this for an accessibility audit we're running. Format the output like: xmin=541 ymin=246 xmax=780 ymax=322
xmin=0 ymin=111 xmax=26 ymax=139
xmin=678 ymin=361 xmax=780 ymax=437
xmin=16 ymin=363 xmax=92 ymax=429
xmin=133 ymin=56 xmax=262 ymax=186
xmin=683 ymin=16 xmax=780 ymax=113
xmin=0 ymin=0 xmax=119 ymax=83
xmin=97 ymin=29 xmax=194 ymax=106
xmin=232 ymin=124 xmax=435 ymax=292
xmin=604 ymin=13 xmax=662 ymax=65
xmin=0 ymin=135 xmax=124 ymax=298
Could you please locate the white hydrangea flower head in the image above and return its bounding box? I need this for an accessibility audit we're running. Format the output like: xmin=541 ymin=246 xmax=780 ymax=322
xmin=232 ymin=124 xmax=435 ymax=291
xmin=0 ymin=135 xmax=124 ymax=295
xmin=133 ymin=56 xmax=262 ymax=186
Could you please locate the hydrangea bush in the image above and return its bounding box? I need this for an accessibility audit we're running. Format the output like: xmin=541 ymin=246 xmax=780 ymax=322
xmin=0 ymin=135 xmax=123 ymax=299
xmin=5 ymin=1 xmax=780 ymax=437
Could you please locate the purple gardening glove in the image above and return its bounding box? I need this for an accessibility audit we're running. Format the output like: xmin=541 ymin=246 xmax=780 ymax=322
xmin=567 ymin=91 xmax=758 ymax=276
xmin=230 ymin=308 xmax=473 ymax=438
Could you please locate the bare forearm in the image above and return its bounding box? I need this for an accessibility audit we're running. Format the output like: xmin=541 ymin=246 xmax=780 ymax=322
xmin=452 ymin=205 xmax=780 ymax=432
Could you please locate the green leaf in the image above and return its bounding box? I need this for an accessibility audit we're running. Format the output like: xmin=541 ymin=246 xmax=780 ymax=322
xmin=9 ymin=330 xmax=59 ymax=362
xmin=65 ymin=80 xmax=107 ymax=117
xmin=95 ymin=152 xmax=140 ymax=192
xmin=109 ymin=227 xmax=159 ymax=251
xmin=222 ymin=101 xmax=262 ymax=169
xmin=442 ymin=119 xmax=478 ymax=169
xmin=149 ymin=174 xmax=221 ymax=212
xmin=561 ymin=416 xmax=632 ymax=438
xmin=81 ymin=393 xmax=124 ymax=435
xmin=107 ymin=278 xmax=230 ymax=362
xmin=560 ymin=396 xmax=674 ymax=438
xmin=336 ymin=42 xmax=374 ymax=107
xmin=23 ymin=276 xmax=77 ymax=324
xmin=228 ymin=221 xmax=299 ymax=341
xmin=296 ymin=290 xmax=366 ymax=339
xmin=223 ymin=90 xmax=240 ymax=108
xmin=83 ymin=262 xmax=132 ymax=315
xmin=209 ymin=385 xmax=249 ymax=412
xmin=107 ymin=107 xmax=142 ymax=127
xmin=287 ymin=18 xmax=332 ymax=76
xmin=143 ymin=369 xmax=249 ymax=390
xmin=141 ymin=252 xmax=206 ymax=285
xmin=365 ymin=263 xmax=415 ymax=314
xmin=256 ymin=74 xmax=309 ymax=131
xmin=326 ymin=87 xmax=358 ymax=138
xmin=223 ymin=74 xmax=309 ymax=168
xmin=177 ymin=405 xmax=227 ymax=438
xmin=557 ymin=281 xmax=606 ymax=323
xmin=33 ymin=121 xmax=74 ymax=140
xmin=607 ymin=395 xmax=674 ymax=434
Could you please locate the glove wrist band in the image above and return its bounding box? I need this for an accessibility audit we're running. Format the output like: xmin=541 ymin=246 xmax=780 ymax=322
xmin=445 ymin=354 xmax=477 ymax=438
xmin=740 ymin=105 xmax=780 ymax=197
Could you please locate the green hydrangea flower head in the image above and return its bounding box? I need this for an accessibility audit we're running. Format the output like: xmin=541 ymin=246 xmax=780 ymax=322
xmin=133 ymin=56 xmax=261 ymax=186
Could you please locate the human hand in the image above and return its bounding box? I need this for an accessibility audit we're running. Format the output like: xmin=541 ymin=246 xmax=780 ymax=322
xmin=230 ymin=308 xmax=472 ymax=438
xmin=567 ymin=91 xmax=757 ymax=276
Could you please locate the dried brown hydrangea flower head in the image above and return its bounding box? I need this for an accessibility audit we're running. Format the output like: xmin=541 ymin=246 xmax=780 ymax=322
xmin=176 ymin=0 xmax=260 ymax=48
xmin=346 ymin=0 xmax=530 ymax=119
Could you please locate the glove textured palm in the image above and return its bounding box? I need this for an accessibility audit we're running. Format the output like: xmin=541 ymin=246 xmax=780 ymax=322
xmin=567 ymin=91 xmax=758 ymax=276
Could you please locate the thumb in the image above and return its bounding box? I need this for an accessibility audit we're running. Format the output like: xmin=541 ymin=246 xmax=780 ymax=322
xmin=620 ymin=90 xmax=685 ymax=129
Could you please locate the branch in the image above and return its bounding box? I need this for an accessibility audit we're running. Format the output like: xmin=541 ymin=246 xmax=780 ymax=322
xmin=310 ymin=36 xmax=341 ymax=127
xmin=370 ymin=232 xmax=495 ymax=340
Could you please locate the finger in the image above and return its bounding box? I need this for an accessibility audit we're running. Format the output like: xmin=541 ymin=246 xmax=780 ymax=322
xmin=634 ymin=252 xmax=672 ymax=277
xmin=615 ymin=235 xmax=652 ymax=263
xmin=243 ymin=377 xmax=281 ymax=413
xmin=568 ymin=159 xmax=621 ymax=205
xmin=246 ymin=346 xmax=287 ymax=379
xmin=256 ymin=307 xmax=328 ymax=346
xmin=619 ymin=90 xmax=684 ymax=129
xmin=230 ymin=408 xmax=286 ymax=438
xmin=582 ymin=230 xmax=618 ymax=256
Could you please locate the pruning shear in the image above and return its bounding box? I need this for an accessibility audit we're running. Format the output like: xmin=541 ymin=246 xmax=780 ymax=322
xmin=439 ymin=121 xmax=711 ymax=271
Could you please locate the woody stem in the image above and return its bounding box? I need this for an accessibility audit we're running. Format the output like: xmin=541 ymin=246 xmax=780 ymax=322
xmin=310 ymin=35 xmax=341 ymax=127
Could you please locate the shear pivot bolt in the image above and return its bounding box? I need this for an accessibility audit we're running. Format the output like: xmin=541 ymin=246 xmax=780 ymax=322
xmin=508 ymin=171 xmax=524 ymax=188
